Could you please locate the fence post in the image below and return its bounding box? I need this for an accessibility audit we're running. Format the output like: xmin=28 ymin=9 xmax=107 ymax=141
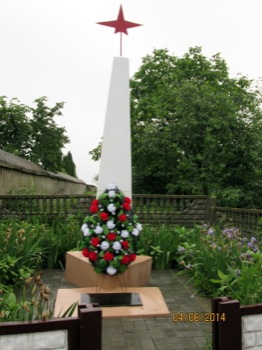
xmin=78 ymin=304 xmax=102 ymax=350
xmin=212 ymin=297 xmax=241 ymax=350
xmin=207 ymin=196 xmax=217 ymax=225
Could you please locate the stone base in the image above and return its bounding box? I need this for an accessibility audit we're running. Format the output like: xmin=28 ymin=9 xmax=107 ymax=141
xmin=55 ymin=287 xmax=170 ymax=318
xmin=64 ymin=251 xmax=152 ymax=290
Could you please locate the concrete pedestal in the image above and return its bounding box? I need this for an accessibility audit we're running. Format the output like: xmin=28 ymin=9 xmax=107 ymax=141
xmin=65 ymin=251 xmax=152 ymax=290
xmin=58 ymin=252 xmax=169 ymax=318
xmin=55 ymin=287 xmax=170 ymax=318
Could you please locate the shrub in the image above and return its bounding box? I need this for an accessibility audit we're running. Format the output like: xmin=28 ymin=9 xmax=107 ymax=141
xmin=0 ymin=220 xmax=43 ymax=286
xmin=137 ymin=224 xmax=182 ymax=268
xmin=175 ymin=225 xmax=262 ymax=305
xmin=0 ymin=272 xmax=52 ymax=322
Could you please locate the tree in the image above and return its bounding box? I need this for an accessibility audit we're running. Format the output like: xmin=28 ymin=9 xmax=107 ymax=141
xmin=63 ymin=151 xmax=77 ymax=177
xmin=0 ymin=97 xmax=32 ymax=158
xmin=91 ymin=47 xmax=262 ymax=207
xmin=30 ymin=97 xmax=69 ymax=172
xmin=130 ymin=48 xmax=262 ymax=207
xmin=0 ymin=96 xmax=70 ymax=173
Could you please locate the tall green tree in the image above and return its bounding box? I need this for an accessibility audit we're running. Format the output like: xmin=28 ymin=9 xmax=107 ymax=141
xmin=0 ymin=96 xmax=70 ymax=173
xmin=63 ymin=151 xmax=77 ymax=177
xmin=30 ymin=97 xmax=69 ymax=172
xmin=0 ymin=97 xmax=32 ymax=158
xmin=130 ymin=47 xmax=262 ymax=207
xmin=90 ymin=47 xmax=262 ymax=207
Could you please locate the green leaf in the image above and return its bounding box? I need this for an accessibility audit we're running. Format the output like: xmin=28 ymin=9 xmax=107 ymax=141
xmin=210 ymin=279 xmax=222 ymax=284
xmin=217 ymin=270 xmax=228 ymax=281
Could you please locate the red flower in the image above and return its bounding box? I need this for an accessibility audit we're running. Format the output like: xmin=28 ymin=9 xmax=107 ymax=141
xmin=90 ymin=205 xmax=99 ymax=213
xmin=129 ymin=253 xmax=136 ymax=262
xmin=118 ymin=214 xmax=127 ymax=222
xmin=121 ymin=255 xmax=130 ymax=265
xmin=91 ymin=237 xmax=100 ymax=247
xmin=82 ymin=248 xmax=89 ymax=258
xmin=123 ymin=197 xmax=132 ymax=204
xmin=122 ymin=203 xmax=131 ymax=211
xmin=107 ymin=233 xmax=117 ymax=241
xmin=92 ymin=199 xmax=99 ymax=206
xmin=121 ymin=240 xmax=129 ymax=250
xmin=100 ymin=212 xmax=109 ymax=221
xmin=103 ymin=251 xmax=114 ymax=261
xmin=89 ymin=251 xmax=98 ymax=261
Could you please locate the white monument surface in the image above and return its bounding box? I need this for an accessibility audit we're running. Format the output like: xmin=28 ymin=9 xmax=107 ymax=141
xmin=97 ymin=56 xmax=132 ymax=198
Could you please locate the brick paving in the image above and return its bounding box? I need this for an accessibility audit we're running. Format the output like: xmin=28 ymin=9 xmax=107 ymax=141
xmin=43 ymin=269 xmax=212 ymax=350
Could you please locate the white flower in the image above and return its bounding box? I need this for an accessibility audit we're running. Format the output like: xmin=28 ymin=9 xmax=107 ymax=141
xmin=100 ymin=241 xmax=110 ymax=251
xmin=108 ymin=190 xmax=116 ymax=198
xmin=112 ymin=241 xmax=121 ymax=251
xmin=107 ymin=203 xmax=116 ymax=213
xmin=81 ymin=223 xmax=87 ymax=232
xmin=81 ymin=223 xmax=90 ymax=237
xmin=107 ymin=183 xmax=116 ymax=190
xmin=121 ymin=230 xmax=129 ymax=238
xmin=136 ymin=223 xmax=143 ymax=231
xmin=132 ymin=228 xmax=139 ymax=237
xmin=94 ymin=225 xmax=103 ymax=234
xmin=106 ymin=266 xmax=117 ymax=275
xmin=107 ymin=220 xmax=116 ymax=229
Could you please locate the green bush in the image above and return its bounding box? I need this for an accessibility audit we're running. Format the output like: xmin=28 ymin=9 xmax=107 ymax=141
xmin=39 ymin=215 xmax=83 ymax=269
xmin=175 ymin=225 xmax=262 ymax=305
xmin=137 ymin=224 xmax=182 ymax=268
xmin=0 ymin=272 xmax=52 ymax=322
xmin=0 ymin=220 xmax=43 ymax=286
xmin=0 ymin=216 xmax=83 ymax=287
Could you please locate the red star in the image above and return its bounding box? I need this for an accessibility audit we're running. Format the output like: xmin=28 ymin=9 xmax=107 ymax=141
xmin=97 ymin=5 xmax=142 ymax=35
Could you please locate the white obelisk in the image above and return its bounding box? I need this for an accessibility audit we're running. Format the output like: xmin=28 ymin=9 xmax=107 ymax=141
xmin=97 ymin=57 xmax=132 ymax=198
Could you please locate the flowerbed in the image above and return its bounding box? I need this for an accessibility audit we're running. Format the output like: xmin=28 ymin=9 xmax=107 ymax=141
xmin=175 ymin=225 xmax=262 ymax=305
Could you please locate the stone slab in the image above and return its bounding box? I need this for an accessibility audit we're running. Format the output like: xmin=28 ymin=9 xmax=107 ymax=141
xmin=55 ymin=287 xmax=170 ymax=318
xmin=65 ymin=251 xmax=152 ymax=289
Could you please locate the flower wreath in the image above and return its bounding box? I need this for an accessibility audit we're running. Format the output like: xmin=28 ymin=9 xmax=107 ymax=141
xmin=81 ymin=183 xmax=142 ymax=275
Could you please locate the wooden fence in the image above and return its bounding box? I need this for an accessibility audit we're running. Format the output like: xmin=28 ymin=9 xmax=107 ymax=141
xmin=0 ymin=194 xmax=262 ymax=235
xmin=0 ymin=194 xmax=213 ymax=226
xmin=0 ymin=304 xmax=102 ymax=350
xmin=210 ymin=206 xmax=262 ymax=237
xmin=212 ymin=297 xmax=262 ymax=350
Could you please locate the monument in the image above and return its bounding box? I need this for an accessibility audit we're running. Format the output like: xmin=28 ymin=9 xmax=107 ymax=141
xmin=96 ymin=5 xmax=141 ymax=197
xmin=57 ymin=5 xmax=169 ymax=318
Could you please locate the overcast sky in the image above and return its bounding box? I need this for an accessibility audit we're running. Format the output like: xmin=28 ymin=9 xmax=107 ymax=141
xmin=1 ymin=0 xmax=261 ymax=185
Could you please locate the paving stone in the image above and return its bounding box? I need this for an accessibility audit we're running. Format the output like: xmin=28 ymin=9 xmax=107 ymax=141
xmin=133 ymin=319 xmax=148 ymax=330
xmin=139 ymin=338 xmax=157 ymax=349
xmin=125 ymin=336 xmax=141 ymax=346
xmin=178 ymin=337 xmax=199 ymax=348
xmin=121 ymin=320 xmax=135 ymax=331
xmin=156 ymin=342 xmax=184 ymax=349
xmin=193 ymin=336 xmax=210 ymax=348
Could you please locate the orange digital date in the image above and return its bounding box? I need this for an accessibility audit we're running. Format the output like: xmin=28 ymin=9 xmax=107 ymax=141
xmin=172 ymin=312 xmax=226 ymax=322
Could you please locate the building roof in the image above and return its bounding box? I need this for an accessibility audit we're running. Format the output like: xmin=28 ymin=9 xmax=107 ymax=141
xmin=0 ymin=149 xmax=86 ymax=184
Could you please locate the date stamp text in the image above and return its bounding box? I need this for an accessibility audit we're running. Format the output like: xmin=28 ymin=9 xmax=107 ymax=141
xmin=172 ymin=312 xmax=226 ymax=322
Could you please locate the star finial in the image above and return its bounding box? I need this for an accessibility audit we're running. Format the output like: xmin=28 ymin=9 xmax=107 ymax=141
xmin=97 ymin=5 xmax=142 ymax=56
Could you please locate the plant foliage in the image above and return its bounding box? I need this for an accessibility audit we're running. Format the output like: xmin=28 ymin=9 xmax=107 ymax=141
xmin=90 ymin=47 xmax=262 ymax=207
xmin=130 ymin=48 xmax=262 ymax=207
xmin=175 ymin=225 xmax=262 ymax=305
xmin=0 ymin=96 xmax=70 ymax=172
